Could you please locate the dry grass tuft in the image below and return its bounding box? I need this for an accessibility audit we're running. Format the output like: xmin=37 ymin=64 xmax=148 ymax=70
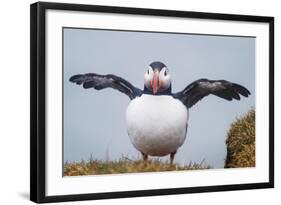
xmin=225 ymin=109 xmax=255 ymax=168
xmin=64 ymin=157 xmax=210 ymax=176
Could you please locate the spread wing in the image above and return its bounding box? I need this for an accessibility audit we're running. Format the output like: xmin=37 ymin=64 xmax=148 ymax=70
xmin=173 ymin=79 xmax=250 ymax=109
xmin=69 ymin=73 xmax=142 ymax=100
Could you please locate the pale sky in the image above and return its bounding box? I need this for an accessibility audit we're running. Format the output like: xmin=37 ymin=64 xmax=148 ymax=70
xmin=63 ymin=28 xmax=255 ymax=168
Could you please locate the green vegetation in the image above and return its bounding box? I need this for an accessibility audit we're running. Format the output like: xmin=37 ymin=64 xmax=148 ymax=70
xmin=64 ymin=157 xmax=210 ymax=176
xmin=225 ymin=109 xmax=255 ymax=168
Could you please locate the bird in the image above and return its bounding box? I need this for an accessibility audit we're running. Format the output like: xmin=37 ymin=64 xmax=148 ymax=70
xmin=69 ymin=61 xmax=250 ymax=164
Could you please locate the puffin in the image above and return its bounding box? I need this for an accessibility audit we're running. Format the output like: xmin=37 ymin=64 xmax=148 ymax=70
xmin=69 ymin=61 xmax=250 ymax=164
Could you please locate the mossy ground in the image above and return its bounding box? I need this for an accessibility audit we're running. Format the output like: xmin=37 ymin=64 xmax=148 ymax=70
xmin=225 ymin=109 xmax=255 ymax=168
xmin=64 ymin=157 xmax=210 ymax=176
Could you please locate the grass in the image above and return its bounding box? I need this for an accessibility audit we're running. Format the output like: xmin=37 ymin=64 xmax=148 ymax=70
xmin=224 ymin=109 xmax=255 ymax=168
xmin=64 ymin=156 xmax=210 ymax=176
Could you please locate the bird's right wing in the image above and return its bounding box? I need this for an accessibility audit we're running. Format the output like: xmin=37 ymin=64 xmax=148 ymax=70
xmin=69 ymin=73 xmax=142 ymax=100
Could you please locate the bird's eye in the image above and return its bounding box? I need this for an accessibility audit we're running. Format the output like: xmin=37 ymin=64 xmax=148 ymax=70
xmin=164 ymin=70 xmax=168 ymax=76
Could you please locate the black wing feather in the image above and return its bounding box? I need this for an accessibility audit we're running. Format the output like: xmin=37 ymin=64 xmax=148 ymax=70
xmin=69 ymin=73 xmax=142 ymax=100
xmin=173 ymin=79 xmax=250 ymax=108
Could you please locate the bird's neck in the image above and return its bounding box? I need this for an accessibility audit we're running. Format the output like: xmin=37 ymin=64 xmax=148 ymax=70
xmin=143 ymin=85 xmax=172 ymax=96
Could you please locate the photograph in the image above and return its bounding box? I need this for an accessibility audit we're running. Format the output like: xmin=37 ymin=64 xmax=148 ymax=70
xmin=30 ymin=2 xmax=273 ymax=202
xmin=63 ymin=28 xmax=255 ymax=176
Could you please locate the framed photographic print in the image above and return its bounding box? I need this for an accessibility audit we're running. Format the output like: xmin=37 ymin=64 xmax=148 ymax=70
xmin=30 ymin=2 xmax=274 ymax=203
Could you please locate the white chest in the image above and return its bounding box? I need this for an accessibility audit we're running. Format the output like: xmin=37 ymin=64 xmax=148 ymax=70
xmin=126 ymin=94 xmax=189 ymax=156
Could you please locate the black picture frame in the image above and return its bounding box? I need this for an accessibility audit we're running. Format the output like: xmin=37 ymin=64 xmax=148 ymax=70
xmin=30 ymin=1 xmax=274 ymax=203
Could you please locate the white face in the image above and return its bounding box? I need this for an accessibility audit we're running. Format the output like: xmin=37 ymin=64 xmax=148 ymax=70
xmin=144 ymin=66 xmax=171 ymax=94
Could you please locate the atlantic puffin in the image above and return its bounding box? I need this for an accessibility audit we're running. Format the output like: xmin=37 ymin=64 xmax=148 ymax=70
xmin=70 ymin=61 xmax=250 ymax=164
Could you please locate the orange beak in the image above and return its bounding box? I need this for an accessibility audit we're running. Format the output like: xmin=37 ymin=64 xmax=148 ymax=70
xmin=151 ymin=70 xmax=159 ymax=95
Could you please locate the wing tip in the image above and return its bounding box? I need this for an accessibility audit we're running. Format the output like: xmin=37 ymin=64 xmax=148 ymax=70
xmin=69 ymin=74 xmax=84 ymax=84
xmin=233 ymin=83 xmax=251 ymax=97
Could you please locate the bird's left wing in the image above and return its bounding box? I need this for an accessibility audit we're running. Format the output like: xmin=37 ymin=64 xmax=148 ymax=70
xmin=69 ymin=73 xmax=142 ymax=100
xmin=173 ymin=79 xmax=250 ymax=109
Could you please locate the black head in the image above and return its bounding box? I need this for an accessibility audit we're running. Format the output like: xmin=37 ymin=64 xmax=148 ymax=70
xmin=144 ymin=61 xmax=172 ymax=95
xmin=149 ymin=61 xmax=166 ymax=71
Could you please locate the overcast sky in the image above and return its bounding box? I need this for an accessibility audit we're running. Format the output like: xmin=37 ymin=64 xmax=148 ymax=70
xmin=63 ymin=28 xmax=255 ymax=168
